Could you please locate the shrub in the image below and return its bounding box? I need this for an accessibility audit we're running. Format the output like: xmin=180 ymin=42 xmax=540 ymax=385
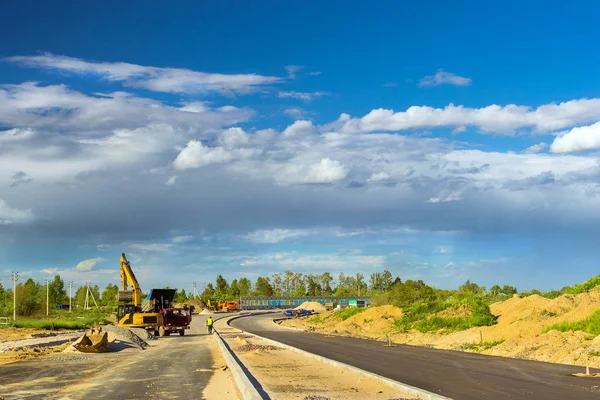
xmin=334 ymin=307 xmax=366 ymax=321
xmin=542 ymin=310 xmax=600 ymax=336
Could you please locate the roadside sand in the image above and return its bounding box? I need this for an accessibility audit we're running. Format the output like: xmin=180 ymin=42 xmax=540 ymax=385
xmin=280 ymin=292 xmax=600 ymax=368
xmin=0 ymin=342 xmax=71 ymax=365
xmin=202 ymin=335 xmax=242 ymax=400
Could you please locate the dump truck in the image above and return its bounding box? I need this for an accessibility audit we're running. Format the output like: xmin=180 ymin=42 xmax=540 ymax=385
xmin=158 ymin=307 xmax=192 ymax=336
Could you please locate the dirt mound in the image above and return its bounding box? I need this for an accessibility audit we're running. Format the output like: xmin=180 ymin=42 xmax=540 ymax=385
xmin=295 ymin=302 xmax=327 ymax=312
xmin=199 ymin=308 xmax=213 ymax=315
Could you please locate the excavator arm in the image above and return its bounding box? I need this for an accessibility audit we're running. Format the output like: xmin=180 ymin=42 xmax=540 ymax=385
xmin=117 ymin=253 xmax=142 ymax=307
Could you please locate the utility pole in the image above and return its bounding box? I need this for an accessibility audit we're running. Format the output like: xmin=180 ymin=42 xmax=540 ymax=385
xmin=46 ymin=279 xmax=49 ymax=316
xmin=12 ymin=272 xmax=18 ymax=321
xmin=84 ymin=282 xmax=89 ymax=310
xmin=69 ymin=281 xmax=73 ymax=312
xmin=193 ymin=281 xmax=198 ymax=299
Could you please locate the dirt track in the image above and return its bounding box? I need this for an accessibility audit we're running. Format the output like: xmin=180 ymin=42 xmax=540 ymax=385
xmin=0 ymin=316 xmax=240 ymax=400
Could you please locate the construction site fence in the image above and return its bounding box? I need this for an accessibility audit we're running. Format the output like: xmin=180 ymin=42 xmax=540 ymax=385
xmin=238 ymin=296 xmax=371 ymax=310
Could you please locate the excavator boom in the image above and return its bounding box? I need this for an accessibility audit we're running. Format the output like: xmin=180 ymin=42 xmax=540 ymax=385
xmin=118 ymin=253 xmax=142 ymax=306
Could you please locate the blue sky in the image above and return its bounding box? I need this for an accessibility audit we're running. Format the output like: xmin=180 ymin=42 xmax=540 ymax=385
xmin=2 ymin=1 xmax=600 ymax=294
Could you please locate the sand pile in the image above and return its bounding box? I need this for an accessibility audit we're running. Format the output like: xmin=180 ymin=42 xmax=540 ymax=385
xmin=295 ymin=301 xmax=327 ymax=312
xmin=199 ymin=308 xmax=213 ymax=315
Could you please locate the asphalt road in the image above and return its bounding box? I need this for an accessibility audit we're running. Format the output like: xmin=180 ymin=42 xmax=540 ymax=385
xmin=231 ymin=312 xmax=600 ymax=400
xmin=0 ymin=315 xmax=221 ymax=400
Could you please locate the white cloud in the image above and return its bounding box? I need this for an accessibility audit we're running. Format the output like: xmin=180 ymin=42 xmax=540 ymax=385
xmin=7 ymin=53 xmax=282 ymax=95
xmin=217 ymin=127 xmax=250 ymax=148
xmin=308 ymin=71 xmax=322 ymax=76
xmin=368 ymin=172 xmax=391 ymax=182
xmin=0 ymin=199 xmax=34 ymax=224
xmin=427 ymin=192 xmax=463 ymax=203
xmin=172 ymin=140 xmax=259 ymax=170
xmin=75 ymin=257 xmax=104 ymax=271
xmin=274 ymin=157 xmax=349 ymax=185
xmin=278 ymin=91 xmax=328 ymax=101
xmin=418 ymin=69 xmax=472 ymax=87
xmin=383 ymin=82 xmax=397 ymax=88
xmin=129 ymin=243 xmax=172 ymax=252
xmin=284 ymin=107 xmax=311 ymax=119
xmin=238 ymin=252 xmax=385 ymax=270
xmin=171 ymin=235 xmax=193 ymax=243
xmin=165 ymin=176 xmax=177 ymax=186
xmin=243 ymin=228 xmax=312 ymax=244
xmin=41 ymin=268 xmax=58 ymax=274
xmin=334 ymin=98 xmax=600 ymax=135
xmin=550 ymin=121 xmax=600 ymax=153
xmin=284 ymin=65 xmax=304 ymax=79
xmin=282 ymin=120 xmax=315 ymax=137
xmin=523 ymin=142 xmax=548 ymax=154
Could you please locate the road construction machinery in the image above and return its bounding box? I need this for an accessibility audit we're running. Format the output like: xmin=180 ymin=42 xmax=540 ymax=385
xmin=115 ymin=253 xmax=176 ymax=334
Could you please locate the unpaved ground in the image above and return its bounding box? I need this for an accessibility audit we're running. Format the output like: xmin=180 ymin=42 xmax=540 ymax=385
xmin=217 ymin=321 xmax=417 ymax=400
xmin=0 ymin=327 xmax=77 ymax=342
xmin=0 ymin=316 xmax=241 ymax=400
xmin=0 ymin=342 xmax=71 ymax=365
xmin=280 ymin=292 xmax=600 ymax=368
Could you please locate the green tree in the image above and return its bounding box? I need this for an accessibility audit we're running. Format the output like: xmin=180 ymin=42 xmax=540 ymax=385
xmin=16 ymin=278 xmax=41 ymax=316
xmin=320 ymin=272 xmax=334 ymax=295
xmin=238 ymin=278 xmax=252 ymax=296
xmin=174 ymin=288 xmax=188 ymax=303
xmin=306 ymin=274 xmax=321 ymax=296
xmin=501 ymin=285 xmax=518 ymax=295
xmin=228 ymin=279 xmax=240 ymax=298
xmin=254 ymin=277 xmax=274 ymax=296
xmin=101 ymin=283 xmax=119 ymax=306
xmin=202 ymin=283 xmax=215 ymax=301
xmin=215 ymin=274 xmax=229 ymax=298
xmin=48 ymin=274 xmax=67 ymax=307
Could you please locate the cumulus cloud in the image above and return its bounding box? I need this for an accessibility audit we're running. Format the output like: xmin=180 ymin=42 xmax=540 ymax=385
xmin=6 ymin=53 xmax=282 ymax=95
xmin=418 ymin=69 xmax=472 ymax=87
xmin=165 ymin=176 xmax=177 ymax=186
xmin=239 ymin=252 xmax=385 ymax=270
xmin=284 ymin=107 xmax=312 ymax=119
xmin=172 ymin=140 xmax=259 ymax=170
xmin=75 ymin=257 xmax=104 ymax=271
xmin=243 ymin=228 xmax=312 ymax=243
xmin=278 ymin=91 xmax=328 ymax=101
xmin=550 ymin=121 xmax=600 ymax=153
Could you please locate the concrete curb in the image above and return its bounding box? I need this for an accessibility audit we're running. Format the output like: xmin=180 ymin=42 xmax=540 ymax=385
xmin=271 ymin=318 xmax=305 ymax=332
xmin=231 ymin=315 xmax=452 ymax=400
xmin=212 ymin=329 xmax=264 ymax=400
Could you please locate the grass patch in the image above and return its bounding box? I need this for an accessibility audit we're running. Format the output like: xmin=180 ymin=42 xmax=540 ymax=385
xmin=394 ymin=295 xmax=496 ymax=333
xmin=308 ymin=315 xmax=323 ymax=324
xmin=1 ymin=308 xmax=114 ymax=330
xmin=463 ymin=339 xmax=505 ymax=352
xmin=540 ymin=309 xmax=558 ymax=317
xmin=333 ymin=307 xmax=366 ymax=321
xmin=542 ymin=310 xmax=600 ymax=336
xmin=364 ymin=318 xmax=373 ymax=323
xmin=589 ymin=351 xmax=600 ymax=357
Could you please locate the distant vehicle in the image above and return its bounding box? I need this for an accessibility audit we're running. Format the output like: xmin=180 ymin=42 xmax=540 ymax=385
xmin=283 ymin=309 xmax=314 ymax=317
xmin=297 ymin=309 xmax=314 ymax=316
xmin=158 ymin=307 xmax=192 ymax=336
xmin=283 ymin=310 xmax=295 ymax=317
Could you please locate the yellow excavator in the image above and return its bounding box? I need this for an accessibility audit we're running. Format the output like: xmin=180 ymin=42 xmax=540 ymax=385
xmin=116 ymin=253 xmax=175 ymax=334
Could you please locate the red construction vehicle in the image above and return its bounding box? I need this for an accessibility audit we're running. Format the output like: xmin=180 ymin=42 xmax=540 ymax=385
xmin=158 ymin=307 xmax=192 ymax=336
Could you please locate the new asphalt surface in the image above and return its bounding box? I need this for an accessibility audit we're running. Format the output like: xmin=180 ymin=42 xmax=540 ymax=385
xmin=230 ymin=312 xmax=600 ymax=400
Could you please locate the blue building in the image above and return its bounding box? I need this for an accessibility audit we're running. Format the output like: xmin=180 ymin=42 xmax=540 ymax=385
xmin=239 ymin=295 xmax=371 ymax=310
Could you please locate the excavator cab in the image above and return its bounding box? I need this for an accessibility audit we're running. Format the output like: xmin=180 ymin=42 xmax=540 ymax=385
xmin=117 ymin=304 xmax=137 ymax=322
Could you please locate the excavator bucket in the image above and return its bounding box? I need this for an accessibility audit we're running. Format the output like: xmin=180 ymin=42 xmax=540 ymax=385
xmin=73 ymin=327 xmax=109 ymax=353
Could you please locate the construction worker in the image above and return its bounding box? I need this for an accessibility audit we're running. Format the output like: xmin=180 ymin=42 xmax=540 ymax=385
xmin=206 ymin=316 xmax=213 ymax=334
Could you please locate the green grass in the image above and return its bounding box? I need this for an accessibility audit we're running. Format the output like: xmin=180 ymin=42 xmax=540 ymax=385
xmin=308 ymin=315 xmax=323 ymax=324
xmin=0 ymin=308 xmax=114 ymax=330
xmin=542 ymin=310 xmax=600 ymax=336
xmin=463 ymin=339 xmax=505 ymax=352
xmin=540 ymin=309 xmax=558 ymax=317
xmin=394 ymin=295 xmax=496 ymax=333
xmin=589 ymin=351 xmax=600 ymax=357
xmin=333 ymin=307 xmax=366 ymax=321
xmin=565 ymin=275 xmax=600 ymax=294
